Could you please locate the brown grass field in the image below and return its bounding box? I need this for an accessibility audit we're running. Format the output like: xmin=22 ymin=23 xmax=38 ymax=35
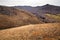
xmin=0 ymin=23 xmax=60 ymax=40
xmin=0 ymin=6 xmax=42 ymax=29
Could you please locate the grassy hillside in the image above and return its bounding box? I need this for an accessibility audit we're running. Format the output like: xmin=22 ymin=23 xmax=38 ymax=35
xmin=45 ymin=14 xmax=60 ymax=22
xmin=0 ymin=23 xmax=60 ymax=40
xmin=0 ymin=6 xmax=42 ymax=29
xmin=46 ymin=14 xmax=60 ymax=20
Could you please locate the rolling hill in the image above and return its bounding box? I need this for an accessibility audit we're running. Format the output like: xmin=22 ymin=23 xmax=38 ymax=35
xmin=0 ymin=23 xmax=60 ymax=40
xmin=0 ymin=6 xmax=42 ymax=29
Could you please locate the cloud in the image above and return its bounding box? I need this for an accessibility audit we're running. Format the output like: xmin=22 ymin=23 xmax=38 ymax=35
xmin=0 ymin=0 xmax=60 ymax=6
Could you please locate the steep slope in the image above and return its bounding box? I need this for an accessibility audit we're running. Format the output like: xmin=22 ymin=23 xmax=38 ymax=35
xmin=0 ymin=6 xmax=42 ymax=29
xmin=0 ymin=23 xmax=60 ymax=40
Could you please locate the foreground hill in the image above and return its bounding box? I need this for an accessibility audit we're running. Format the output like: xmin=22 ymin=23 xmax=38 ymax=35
xmin=0 ymin=23 xmax=60 ymax=40
xmin=0 ymin=6 xmax=42 ymax=29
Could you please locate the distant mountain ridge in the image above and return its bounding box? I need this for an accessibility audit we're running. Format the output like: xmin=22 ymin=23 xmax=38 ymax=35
xmin=14 ymin=4 xmax=60 ymax=14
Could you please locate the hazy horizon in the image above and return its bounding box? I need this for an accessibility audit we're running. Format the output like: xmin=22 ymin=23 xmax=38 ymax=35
xmin=0 ymin=0 xmax=60 ymax=7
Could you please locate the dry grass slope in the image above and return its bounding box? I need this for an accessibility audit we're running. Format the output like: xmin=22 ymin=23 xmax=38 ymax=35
xmin=44 ymin=14 xmax=60 ymax=23
xmin=0 ymin=23 xmax=60 ymax=40
xmin=46 ymin=14 xmax=60 ymax=21
xmin=0 ymin=6 xmax=42 ymax=29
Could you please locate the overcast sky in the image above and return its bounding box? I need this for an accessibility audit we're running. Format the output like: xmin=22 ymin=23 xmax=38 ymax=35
xmin=0 ymin=0 xmax=60 ymax=6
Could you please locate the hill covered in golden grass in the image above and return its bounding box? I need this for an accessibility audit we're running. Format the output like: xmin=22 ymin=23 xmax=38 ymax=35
xmin=0 ymin=6 xmax=42 ymax=29
xmin=0 ymin=23 xmax=60 ymax=40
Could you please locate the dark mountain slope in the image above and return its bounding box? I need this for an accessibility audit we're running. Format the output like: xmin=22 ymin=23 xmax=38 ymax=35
xmin=14 ymin=4 xmax=60 ymax=23
xmin=14 ymin=4 xmax=60 ymax=15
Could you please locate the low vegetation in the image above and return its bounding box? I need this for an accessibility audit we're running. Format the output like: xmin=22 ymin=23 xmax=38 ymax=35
xmin=44 ymin=14 xmax=60 ymax=23
xmin=0 ymin=23 xmax=60 ymax=40
xmin=46 ymin=14 xmax=60 ymax=20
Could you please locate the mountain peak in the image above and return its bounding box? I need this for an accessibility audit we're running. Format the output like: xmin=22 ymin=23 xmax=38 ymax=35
xmin=45 ymin=4 xmax=50 ymax=6
xmin=43 ymin=4 xmax=60 ymax=7
xmin=43 ymin=4 xmax=52 ymax=6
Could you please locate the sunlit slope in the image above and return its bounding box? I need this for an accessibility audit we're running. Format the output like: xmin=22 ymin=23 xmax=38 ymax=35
xmin=0 ymin=6 xmax=42 ymax=29
xmin=0 ymin=23 xmax=60 ymax=40
xmin=45 ymin=14 xmax=60 ymax=23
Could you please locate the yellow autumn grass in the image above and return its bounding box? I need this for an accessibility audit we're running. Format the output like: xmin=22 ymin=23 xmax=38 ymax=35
xmin=46 ymin=14 xmax=60 ymax=19
xmin=45 ymin=14 xmax=60 ymax=22
xmin=0 ymin=23 xmax=60 ymax=40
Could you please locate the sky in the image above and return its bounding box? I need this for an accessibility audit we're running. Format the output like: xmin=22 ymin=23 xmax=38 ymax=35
xmin=0 ymin=0 xmax=60 ymax=6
